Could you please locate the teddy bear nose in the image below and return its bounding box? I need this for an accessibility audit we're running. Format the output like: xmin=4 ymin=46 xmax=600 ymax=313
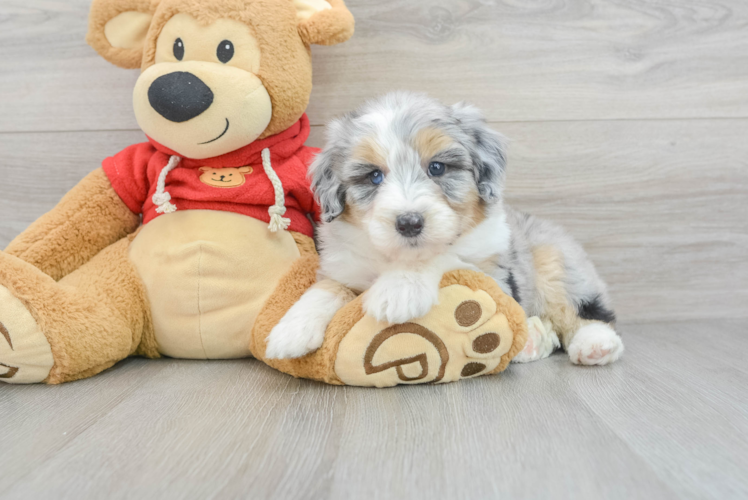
xmin=148 ymin=72 xmax=214 ymax=123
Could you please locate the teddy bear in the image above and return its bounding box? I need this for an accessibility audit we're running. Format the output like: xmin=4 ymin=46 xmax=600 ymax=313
xmin=0 ymin=0 xmax=527 ymax=387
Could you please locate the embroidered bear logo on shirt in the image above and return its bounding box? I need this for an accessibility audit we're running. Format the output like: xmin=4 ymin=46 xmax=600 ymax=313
xmin=199 ymin=166 xmax=253 ymax=188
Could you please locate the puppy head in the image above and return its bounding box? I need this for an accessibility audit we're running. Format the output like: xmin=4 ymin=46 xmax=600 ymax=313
xmin=310 ymin=92 xmax=507 ymax=260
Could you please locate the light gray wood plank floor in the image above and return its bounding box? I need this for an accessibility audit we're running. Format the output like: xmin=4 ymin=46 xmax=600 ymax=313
xmin=1 ymin=321 xmax=746 ymax=500
xmin=1 ymin=0 xmax=747 ymax=499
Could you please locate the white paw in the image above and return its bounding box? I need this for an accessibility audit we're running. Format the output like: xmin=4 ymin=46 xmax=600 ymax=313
xmin=512 ymin=316 xmax=560 ymax=363
xmin=265 ymin=288 xmax=344 ymax=360
xmin=568 ymin=323 xmax=624 ymax=366
xmin=265 ymin=314 xmax=325 ymax=360
xmin=362 ymin=272 xmax=439 ymax=324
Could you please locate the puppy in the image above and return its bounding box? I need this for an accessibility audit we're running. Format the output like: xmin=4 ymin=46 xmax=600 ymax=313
xmin=266 ymin=92 xmax=623 ymax=366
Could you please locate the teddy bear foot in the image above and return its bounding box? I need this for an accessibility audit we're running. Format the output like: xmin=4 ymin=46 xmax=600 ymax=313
xmin=333 ymin=272 xmax=528 ymax=387
xmin=0 ymin=284 xmax=54 ymax=384
xmin=252 ymin=267 xmax=527 ymax=387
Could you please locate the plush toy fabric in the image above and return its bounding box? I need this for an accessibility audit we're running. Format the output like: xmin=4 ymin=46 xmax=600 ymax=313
xmin=0 ymin=0 xmax=527 ymax=386
xmin=252 ymin=259 xmax=528 ymax=387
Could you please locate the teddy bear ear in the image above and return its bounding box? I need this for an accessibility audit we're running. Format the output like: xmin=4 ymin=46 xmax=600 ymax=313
xmin=86 ymin=0 xmax=156 ymax=69
xmin=238 ymin=167 xmax=252 ymax=173
xmin=294 ymin=0 xmax=355 ymax=46
xmin=199 ymin=167 xmax=211 ymax=172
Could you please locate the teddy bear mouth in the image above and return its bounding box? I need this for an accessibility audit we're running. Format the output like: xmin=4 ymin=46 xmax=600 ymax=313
xmin=199 ymin=118 xmax=230 ymax=145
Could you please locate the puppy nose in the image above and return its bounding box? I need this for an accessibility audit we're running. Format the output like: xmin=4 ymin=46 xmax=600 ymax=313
xmin=396 ymin=213 xmax=425 ymax=237
xmin=148 ymin=72 xmax=214 ymax=123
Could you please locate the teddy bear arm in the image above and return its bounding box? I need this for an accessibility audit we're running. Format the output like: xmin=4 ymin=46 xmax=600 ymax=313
xmin=5 ymin=168 xmax=140 ymax=281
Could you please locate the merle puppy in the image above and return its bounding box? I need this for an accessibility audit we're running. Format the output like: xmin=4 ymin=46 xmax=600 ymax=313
xmin=266 ymin=92 xmax=623 ymax=366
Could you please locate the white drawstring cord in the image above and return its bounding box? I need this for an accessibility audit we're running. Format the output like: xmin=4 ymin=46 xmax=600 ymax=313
xmin=152 ymin=155 xmax=181 ymax=214
xmin=262 ymin=148 xmax=290 ymax=232
xmin=150 ymin=151 xmax=288 ymax=231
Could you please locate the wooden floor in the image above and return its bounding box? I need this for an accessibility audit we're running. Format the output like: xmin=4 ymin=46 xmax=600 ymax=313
xmin=0 ymin=321 xmax=746 ymax=499
xmin=1 ymin=0 xmax=747 ymax=498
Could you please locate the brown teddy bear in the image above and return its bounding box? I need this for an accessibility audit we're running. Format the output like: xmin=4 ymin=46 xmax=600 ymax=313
xmin=0 ymin=0 xmax=527 ymax=386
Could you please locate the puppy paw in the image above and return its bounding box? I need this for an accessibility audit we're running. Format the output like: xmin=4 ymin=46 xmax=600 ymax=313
xmin=512 ymin=316 xmax=560 ymax=363
xmin=363 ymin=272 xmax=440 ymax=324
xmin=568 ymin=323 xmax=624 ymax=366
xmin=265 ymin=317 xmax=325 ymax=360
xmin=265 ymin=289 xmax=340 ymax=360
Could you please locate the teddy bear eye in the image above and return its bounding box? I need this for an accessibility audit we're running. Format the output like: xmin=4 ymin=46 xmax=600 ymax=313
xmin=217 ymin=40 xmax=234 ymax=64
xmin=173 ymin=38 xmax=184 ymax=61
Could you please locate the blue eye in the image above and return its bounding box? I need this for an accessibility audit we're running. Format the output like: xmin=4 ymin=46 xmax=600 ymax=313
xmin=370 ymin=170 xmax=384 ymax=185
xmin=428 ymin=161 xmax=446 ymax=177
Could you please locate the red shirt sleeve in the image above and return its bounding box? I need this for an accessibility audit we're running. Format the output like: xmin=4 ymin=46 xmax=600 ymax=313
xmin=102 ymin=142 xmax=156 ymax=215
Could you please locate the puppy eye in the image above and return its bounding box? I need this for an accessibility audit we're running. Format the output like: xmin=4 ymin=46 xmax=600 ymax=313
xmin=217 ymin=40 xmax=234 ymax=63
xmin=428 ymin=161 xmax=446 ymax=177
xmin=369 ymin=170 xmax=385 ymax=185
xmin=173 ymin=38 xmax=184 ymax=61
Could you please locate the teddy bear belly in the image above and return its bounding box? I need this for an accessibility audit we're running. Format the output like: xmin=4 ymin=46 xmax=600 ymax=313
xmin=129 ymin=210 xmax=301 ymax=359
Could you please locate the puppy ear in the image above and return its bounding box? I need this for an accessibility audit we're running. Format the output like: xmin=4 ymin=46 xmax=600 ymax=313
xmin=295 ymin=0 xmax=355 ymax=46
xmin=86 ymin=0 xmax=155 ymax=69
xmin=309 ymin=133 xmax=347 ymax=222
xmin=451 ymin=102 xmax=507 ymax=203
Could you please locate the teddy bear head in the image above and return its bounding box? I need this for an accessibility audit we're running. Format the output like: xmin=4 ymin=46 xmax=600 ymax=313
xmin=86 ymin=0 xmax=354 ymax=160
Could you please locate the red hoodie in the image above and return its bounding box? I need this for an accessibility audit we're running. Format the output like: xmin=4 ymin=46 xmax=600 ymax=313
xmin=102 ymin=115 xmax=320 ymax=238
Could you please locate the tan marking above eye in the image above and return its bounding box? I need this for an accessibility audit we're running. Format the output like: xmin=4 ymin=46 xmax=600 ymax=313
xmin=352 ymin=137 xmax=388 ymax=173
xmin=414 ymin=127 xmax=455 ymax=165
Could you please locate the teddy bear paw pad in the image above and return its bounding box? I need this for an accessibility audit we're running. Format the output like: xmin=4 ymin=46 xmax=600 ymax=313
xmin=334 ymin=284 xmax=518 ymax=387
xmin=0 ymin=285 xmax=54 ymax=384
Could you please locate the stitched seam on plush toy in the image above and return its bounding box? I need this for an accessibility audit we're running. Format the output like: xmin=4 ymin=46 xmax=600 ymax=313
xmin=197 ymin=243 xmax=208 ymax=359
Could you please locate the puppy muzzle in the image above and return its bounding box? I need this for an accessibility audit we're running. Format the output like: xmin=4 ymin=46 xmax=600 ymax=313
xmin=395 ymin=212 xmax=425 ymax=238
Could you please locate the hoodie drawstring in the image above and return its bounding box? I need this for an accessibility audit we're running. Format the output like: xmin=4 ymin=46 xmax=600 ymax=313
xmin=150 ymin=150 xmax=289 ymax=232
xmin=152 ymin=155 xmax=181 ymax=214
xmin=262 ymin=148 xmax=290 ymax=232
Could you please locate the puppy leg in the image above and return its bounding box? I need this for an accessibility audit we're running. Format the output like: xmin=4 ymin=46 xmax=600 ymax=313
xmin=363 ymin=270 xmax=441 ymax=324
xmin=363 ymin=254 xmax=473 ymax=324
xmin=265 ymin=280 xmax=356 ymax=360
xmin=512 ymin=317 xmax=560 ymax=363
xmin=531 ymin=245 xmax=623 ymax=366
xmin=567 ymin=321 xmax=623 ymax=365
